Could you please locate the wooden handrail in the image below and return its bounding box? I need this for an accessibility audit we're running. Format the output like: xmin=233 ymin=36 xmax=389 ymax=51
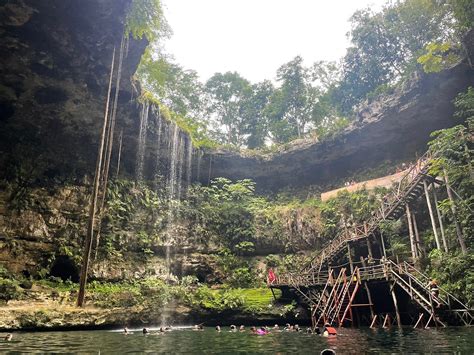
xmin=301 ymin=151 xmax=435 ymax=274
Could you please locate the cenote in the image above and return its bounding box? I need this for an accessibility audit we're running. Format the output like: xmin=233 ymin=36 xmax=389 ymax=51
xmin=0 ymin=0 xmax=473 ymax=353
xmin=2 ymin=327 xmax=474 ymax=354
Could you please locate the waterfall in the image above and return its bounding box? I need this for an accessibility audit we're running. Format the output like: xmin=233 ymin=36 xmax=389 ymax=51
xmin=135 ymin=102 xmax=150 ymax=182
xmin=154 ymin=107 xmax=163 ymax=186
xmin=168 ymin=122 xmax=180 ymax=198
xmin=186 ymin=139 xmax=193 ymax=191
xmin=196 ymin=150 xmax=202 ymax=183
xmin=176 ymin=134 xmax=185 ymax=201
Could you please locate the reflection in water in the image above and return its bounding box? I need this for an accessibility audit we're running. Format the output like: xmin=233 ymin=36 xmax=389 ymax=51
xmin=0 ymin=327 xmax=472 ymax=354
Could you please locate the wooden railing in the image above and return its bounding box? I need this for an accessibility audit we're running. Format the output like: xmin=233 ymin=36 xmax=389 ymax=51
xmin=302 ymin=151 xmax=434 ymax=273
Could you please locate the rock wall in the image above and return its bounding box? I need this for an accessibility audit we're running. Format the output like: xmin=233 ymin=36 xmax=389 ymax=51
xmin=0 ymin=0 xmax=147 ymax=181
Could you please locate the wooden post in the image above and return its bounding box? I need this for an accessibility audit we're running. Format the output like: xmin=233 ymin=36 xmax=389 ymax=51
xmin=347 ymin=243 xmax=354 ymax=274
xmin=411 ymin=212 xmax=424 ymax=258
xmin=423 ymin=180 xmax=441 ymax=250
xmin=364 ymin=282 xmax=375 ymax=319
xmin=391 ymin=283 xmax=402 ymax=327
xmin=370 ymin=314 xmax=378 ymax=328
xmin=366 ymin=237 xmax=373 ymax=260
xmin=405 ymin=204 xmax=417 ymax=259
xmin=77 ymin=48 xmax=116 ymax=307
xmin=432 ymin=188 xmax=448 ymax=252
xmin=414 ymin=313 xmax=424 ymax=328
xmin=380 ymin=232 xmax=387 ymax=258
xmin=443 ymin=168 xmax=467 ymax=254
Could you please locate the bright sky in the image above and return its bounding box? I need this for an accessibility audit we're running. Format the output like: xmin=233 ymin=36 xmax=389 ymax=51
xmin=161 ymin=0 xmax=385 ymax=83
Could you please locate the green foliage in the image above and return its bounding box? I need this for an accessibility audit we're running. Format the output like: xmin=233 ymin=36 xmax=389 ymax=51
xmin=227 ymin=267 xmax=258 ymax=288
xmin=101 ymin=180 xmax=167 ymax=258
xmin=333 ymin=0 xmax=459 ymax=113
xmin=448 ymin=0 xmax=474 ymax=30
xmin=125 ymin=0 xmax=170 ymax=41
xmin=428 ymin=252 xmax=474 ymax=305
xmin=191 ymin=286 xmax=244 ymax=311
xmin=205 ymin=72 xmax=253 ymax=146
xmin=418 ymin=42 xmax=461 ymax=73
xmin=267 ymin=56 xmax=315 ymax=141
xmin=234 ymin=241 xmax=255 ymax=255
xmin=132 ymin=0 xmax=467 ymax=148
xmin=0 ymin=278 xmax=20 ymax=303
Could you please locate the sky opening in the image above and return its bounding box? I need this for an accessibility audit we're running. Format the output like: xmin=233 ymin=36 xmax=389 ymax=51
xmin=161 ymin=0 xmax=385 ymax=83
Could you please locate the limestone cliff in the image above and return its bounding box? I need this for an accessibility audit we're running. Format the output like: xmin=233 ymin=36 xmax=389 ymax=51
xmin=0 ymin=0 xmax=146 ymax=181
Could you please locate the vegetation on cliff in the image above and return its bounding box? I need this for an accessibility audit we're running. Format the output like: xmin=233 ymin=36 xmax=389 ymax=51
xmin=132 ymin=0 xmax=472 ymax=151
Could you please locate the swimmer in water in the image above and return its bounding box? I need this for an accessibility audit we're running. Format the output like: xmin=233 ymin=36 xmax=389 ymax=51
xmin=4 ymin=334 xmax=12 ymax=341
xmin=239 ymin=325 xmax=245 ymax=332
xmin=142 ymin=328 xmax=149 ymax=334
xmin=215 ymin=325 xmax=221 ymax=332
xmin=230 ymin=325 xmax=237 ymax=332
xmin=123 ymin=327 xmax=129 ymax=334
xmin=322 ymin=323 xmax=337 ymax=337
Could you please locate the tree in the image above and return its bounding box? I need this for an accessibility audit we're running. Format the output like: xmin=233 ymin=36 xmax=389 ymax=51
xmin=333 ymin=0 xmax=457 ymax=113
xmin=241 ymin=81 xmax=274 ymax=149
xmin=270 ymin=56 xmax=315 ymax=139
xmin=205 ymin=72 xmax=252 ymax=146
xmin=126 ymin=0 xmax=171 ymax=42
xmin=448 ymin=0 xmax=474 ymax=32
xmin=137 ymin=52 xmax=204 ymax=118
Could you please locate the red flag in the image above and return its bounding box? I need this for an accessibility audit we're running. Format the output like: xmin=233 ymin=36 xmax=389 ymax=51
xmin=268 ymin=268 xmax=276 ymax=284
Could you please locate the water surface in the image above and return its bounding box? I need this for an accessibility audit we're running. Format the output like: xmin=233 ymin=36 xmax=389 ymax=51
xmin=1 ymin=326 xmax=473 ymax=354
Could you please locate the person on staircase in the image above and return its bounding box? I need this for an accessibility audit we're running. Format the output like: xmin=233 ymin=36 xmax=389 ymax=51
xmin=428 ymin=279 xmax=441 ymax=307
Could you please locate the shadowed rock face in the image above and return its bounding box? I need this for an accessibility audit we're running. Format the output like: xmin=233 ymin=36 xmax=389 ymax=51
xmin=201 ymin=56 xmax=474 ymax=191
xmin=0 ymin=0 xmax=146 ymax=181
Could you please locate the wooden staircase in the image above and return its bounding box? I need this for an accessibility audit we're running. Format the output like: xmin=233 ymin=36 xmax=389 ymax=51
xmin=310 ymin=267 xmax=361 ymax=328
xmin=391 ymin=261 xmax=474 ymax=327
xmin=303 ymin=153 xmax=434 ymax=273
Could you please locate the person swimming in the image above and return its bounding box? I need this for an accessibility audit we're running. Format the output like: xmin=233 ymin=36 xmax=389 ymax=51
xmin=4 ymin=334 xmax=12 ymax=341
xmin=215 ymin=325 xmax=221 ymax=332
xmin=123 ymin=327 xmax=129 ymax=334
xmin=256 ymin=327 xmax=268 ymax=335
xmin=239 ymin=325 xmax=245 ymax=332
xmin=322 ymin=323 xmax=337 ymax=337
xmin=142 ymin=328 xmax=149 ymax=334
xmin=229 ymin=325 xmax=237 ymax=332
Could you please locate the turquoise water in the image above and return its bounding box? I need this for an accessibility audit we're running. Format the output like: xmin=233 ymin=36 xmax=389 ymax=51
xmin=1 ymin=326 xmax=473 ymax=354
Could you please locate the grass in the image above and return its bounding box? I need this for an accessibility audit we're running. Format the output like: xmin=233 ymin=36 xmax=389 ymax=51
xmin=229 ymin=288 xmax=281 ymax=308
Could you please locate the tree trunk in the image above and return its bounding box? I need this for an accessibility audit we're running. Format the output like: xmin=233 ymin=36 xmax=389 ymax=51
xmin=432 ymin=188 xmax=448 ymax=252
xmin=443 ymin=168 xmax=467 ymax=254
xmin=423 ymin=180 xmax=441 ymax=250
xmin=405 ymin=204 xmax=417 ymax=259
